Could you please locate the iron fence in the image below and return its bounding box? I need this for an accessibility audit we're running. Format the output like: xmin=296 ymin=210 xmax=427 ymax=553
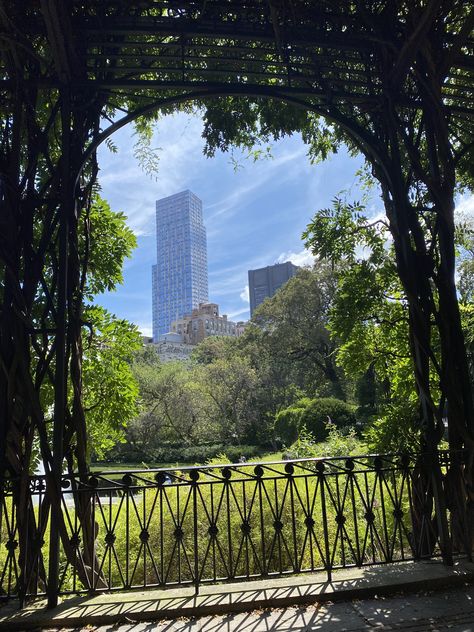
xmin=0 ymin=451 xmax=456 ymax=601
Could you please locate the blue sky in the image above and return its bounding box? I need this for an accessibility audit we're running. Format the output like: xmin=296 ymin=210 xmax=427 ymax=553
xmin=95 ymin=111 xmax=473 ymax=336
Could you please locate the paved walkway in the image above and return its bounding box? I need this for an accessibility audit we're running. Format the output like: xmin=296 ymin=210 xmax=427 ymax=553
xmin=53 ymin=585 xmax=474 ymax=631
xmin=1 ymin=560 xmax=473 ymax=631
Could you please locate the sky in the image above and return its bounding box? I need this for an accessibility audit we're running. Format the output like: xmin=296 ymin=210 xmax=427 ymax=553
xmin=95 ymin=111 xmax=473 ymax=337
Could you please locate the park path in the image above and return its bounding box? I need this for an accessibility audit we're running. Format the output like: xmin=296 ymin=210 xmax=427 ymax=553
xmin=54 ymin=584 xmax=474 ymax=632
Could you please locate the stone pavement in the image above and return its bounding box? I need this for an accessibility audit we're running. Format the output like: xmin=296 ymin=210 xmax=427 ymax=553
xmin=1 ymin=560 xmax=474 ymax=631
xmin=52 ymin=584 xmax=474 ymax=631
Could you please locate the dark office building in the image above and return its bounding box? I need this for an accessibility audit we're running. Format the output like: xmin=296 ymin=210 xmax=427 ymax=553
xmin=248 ymin=261 xmax=299 ymax=316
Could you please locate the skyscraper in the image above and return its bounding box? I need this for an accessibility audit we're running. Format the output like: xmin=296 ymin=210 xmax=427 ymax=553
xmin=152 ymin=190 xmax=208 ymax=340
xmin=248 ymin=261 xmax=299 ymax=316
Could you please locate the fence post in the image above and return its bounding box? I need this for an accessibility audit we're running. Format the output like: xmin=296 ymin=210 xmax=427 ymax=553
xmin=191 ymin=470 xmax=200 ymax=594
xmin=318 ymin=462 xmax=332 ymax=583
xmin=431 ymin=451 xmax=453 ymax=565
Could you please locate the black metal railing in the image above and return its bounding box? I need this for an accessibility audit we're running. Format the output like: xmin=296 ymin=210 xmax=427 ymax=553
xmin=0 ymin=451 xmax=456 ymax=600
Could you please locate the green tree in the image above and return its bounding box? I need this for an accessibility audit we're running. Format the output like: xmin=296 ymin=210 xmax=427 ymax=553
xmin=132 ymin=359 xmax=208 ymax=447
xmin=83 ymin=196 xmax=137 ymax=299
xmin=457 ymin=220 xmax=474 ymax=390
xmin=247 ymin=264 xmax=347 ymax=400
xmin=303 ymin=198 xmax=430 ymax=451
xmin=458 ymin=221 xmax=474 ymax=304
xmin=82 ymin=306 xmax=141 ymax=460
xmin=235 ymin=323 xmax=303 ymax=439
xmin=196 ymin=356 xmax=260 ymax=445
xmin=191 ymin=336 xmax=238 ymax=365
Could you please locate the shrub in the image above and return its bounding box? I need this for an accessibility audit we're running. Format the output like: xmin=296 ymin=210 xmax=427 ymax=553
xmin=299 ymin=397 xmax=357 ymax=442
xmin=102 ymin=443 xmax=266 ymax=466
xmin=274 ymin=400 xmax=309 ymax=445
xmin=287 ymin=424 xmax=362 ymax=459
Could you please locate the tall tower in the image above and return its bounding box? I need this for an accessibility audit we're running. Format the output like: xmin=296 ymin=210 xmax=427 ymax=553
xmin=152 ymin=190 xmax=208 ymax=340
xmin=248 ymin=261 xmax=299 ymax=316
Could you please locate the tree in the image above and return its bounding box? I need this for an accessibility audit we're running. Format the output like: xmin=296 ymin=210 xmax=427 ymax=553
xmin=196 ymin=356 xmax=260 ymax=445
xmin=81 ymin=306 xmax=141 ymax=461
xmin=132 ymin=358 xmax=207 ymax=447
xmin=191 ymin=335 xmax=238 ymax=365
xmin=246 ymin=264 xmax=347 ymax=400
xmin=458 ymin=222 xmax=474 ymax=304
xmin=457 ymin=221 xmax=474 ymax=391
xmin=125 ymin=348 xmax=263 ymax=454
xmin=303 ymin=198 xmax=428 ymax=450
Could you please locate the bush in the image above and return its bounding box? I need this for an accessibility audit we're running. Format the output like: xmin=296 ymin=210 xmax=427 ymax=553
xmin=105 ymin=443 xmax=266 ymax=466
xmin=299 ymin=397 xmax=357 ymax=442
xmin=275 ymin=397 xmax=357 ymax=445
xmin=274 ymin=399 xmax=310 ymax=445
xmin=287 ymin=424 xmax=362 ymax=459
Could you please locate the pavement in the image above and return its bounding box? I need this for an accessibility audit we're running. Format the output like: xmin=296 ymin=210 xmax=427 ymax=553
xmin=51 ymin=585 xmax=474 ymax=631
xmin=1 ymin=560 xmax=474 ymax=631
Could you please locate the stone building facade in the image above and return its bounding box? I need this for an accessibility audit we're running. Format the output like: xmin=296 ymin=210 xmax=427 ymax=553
xmin=171 ymin=302 xmax=237 ymax=346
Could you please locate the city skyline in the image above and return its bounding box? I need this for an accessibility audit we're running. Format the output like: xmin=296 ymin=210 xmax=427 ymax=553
xmin=152 ymin=190 xmax=208 ymax=340
xmin=95 ymin=112 xmax=474 ymax=336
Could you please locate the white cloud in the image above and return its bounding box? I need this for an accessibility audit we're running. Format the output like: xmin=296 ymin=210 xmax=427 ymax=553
xmin=97 ymin=113 xmax=205 ymax=236
xmin=228 ymin=307 xmax=250 ymax=320
xmin=455 ymin=193 xmax=474 ymax=222
xmin=136 ymin=324 xmax=152 ymax=337
xmin=277 ymin=249 xmax=314 ymax=268
xmin=206 ymin=146 xmax=307 ymax=224
xmin=240 ymin=285 xmax=250 ymax=303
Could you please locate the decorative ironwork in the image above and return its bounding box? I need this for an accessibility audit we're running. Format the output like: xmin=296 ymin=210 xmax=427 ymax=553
xmin=0 ymin=452 xmax=459 ymax=600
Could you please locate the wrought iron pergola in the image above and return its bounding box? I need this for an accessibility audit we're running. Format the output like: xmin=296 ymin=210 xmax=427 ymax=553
xmin=1 ymin=0 xmax=473 ymax=609
xmin=24 ymin=2 xmax=474 ymax=153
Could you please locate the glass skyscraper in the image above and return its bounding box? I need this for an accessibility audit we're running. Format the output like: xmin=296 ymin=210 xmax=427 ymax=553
xmin=152 ymin=190 xmax=208 ymax=340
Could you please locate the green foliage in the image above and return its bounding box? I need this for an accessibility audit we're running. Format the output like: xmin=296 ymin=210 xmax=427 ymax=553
xmin=82 ymin=306 xmax=141 ymax=460
xmin=460 ymin=302 xmax=474 ymax=396
xmin=355 ymin=364 xmax=380 ymax=421
xmin=196 ymin=356 xmax=260 ymax=444
xmin=132 ymin=125 xmax=162 ymax=180
xmin=303 ymin=197 xmax=421 ymax=451
xmin=274 ymin=401 xmax=307 ymax=446
xmin=191 ymin=336 xmax=237 ymax=364
xmin=276 ymin=397 xmax=357 ymax=445
xmin=457 ymin=220 xmax=474 ymax=303
xmin=303 ymin=197 xmax=387 ymax=265
xmin=200 ymin=97 xmax=349 ymax=164
xmin=131 ymin=360 xmax=208 ymax=448
xmin=84 ymin=195 xmax=137 ymax=299
xmin=286 ymin=424 xmax=362 ymax=459
xmin=299 ymin=397 xmax=357 ymax=442
xmin=106 ymin=442 xmax=266 ymax=466
xmin=247 ymin=264 xmax=347 ymax=400
xmin=364 ymin=400 xmax=422 ymax=454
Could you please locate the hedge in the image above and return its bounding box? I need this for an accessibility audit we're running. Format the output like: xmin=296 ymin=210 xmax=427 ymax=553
xmin=275 ymin=397 xmax=357 ymax=444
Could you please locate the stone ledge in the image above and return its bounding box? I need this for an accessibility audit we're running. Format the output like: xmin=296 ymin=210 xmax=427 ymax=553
xmin=0 ymin=560 xmax=473 ymax=631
